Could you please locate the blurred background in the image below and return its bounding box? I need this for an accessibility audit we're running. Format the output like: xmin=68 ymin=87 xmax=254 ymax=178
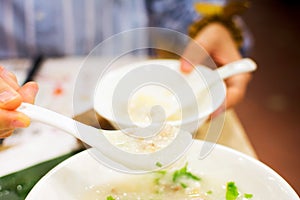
xmin=235 ymin=0 xmax=300 ymax=194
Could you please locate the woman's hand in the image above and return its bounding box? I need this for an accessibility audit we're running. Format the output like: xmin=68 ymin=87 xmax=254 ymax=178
xmin=181 ymin=23 xmax=252 ymax=117
xmin=0 ymin=66 xmax=38 ymax=138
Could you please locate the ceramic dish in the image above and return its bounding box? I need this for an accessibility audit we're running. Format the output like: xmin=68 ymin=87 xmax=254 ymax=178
xmin=26 ymin=140 xmax=299 ymax=200
xmin=94 ymin=59 xmax=226 ymax=132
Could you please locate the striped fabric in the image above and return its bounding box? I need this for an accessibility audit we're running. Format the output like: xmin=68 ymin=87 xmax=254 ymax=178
xmin=0 ymin=0 xmax=227 ymax=59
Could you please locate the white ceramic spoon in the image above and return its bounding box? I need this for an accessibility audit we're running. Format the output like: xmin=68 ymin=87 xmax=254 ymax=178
xmin=17 ymin=103 xmax=192 ymax=172
xmin=214 ymin=58 xmax=257 ymax=79
xmin=166 ymin=58 xmax=257 ymax=117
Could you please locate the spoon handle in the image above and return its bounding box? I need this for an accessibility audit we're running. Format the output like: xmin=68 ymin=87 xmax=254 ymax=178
xmin=17 ymin=103 xmax=194 ymax=172
xmin=216 ymin=58 xmax=257 ymax=79
xmin=17 ymin=102 xmax=83 ymax=139
xmin=16 ymin=103 xmax=112 ymax=151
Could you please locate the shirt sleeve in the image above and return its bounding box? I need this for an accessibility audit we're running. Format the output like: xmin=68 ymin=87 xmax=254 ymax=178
xmin=146 ymin=0 xmax=227 ymax=34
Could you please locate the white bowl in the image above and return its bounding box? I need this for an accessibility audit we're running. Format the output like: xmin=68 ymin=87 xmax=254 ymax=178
xmin=26 ymin=140 xmax=299 ymax=199
xmin=94 ymin=59 xmax=226 ymax=132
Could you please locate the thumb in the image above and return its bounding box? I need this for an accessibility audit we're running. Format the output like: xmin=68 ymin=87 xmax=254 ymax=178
xmin=18 ymin=81 xmax=39 ymax=104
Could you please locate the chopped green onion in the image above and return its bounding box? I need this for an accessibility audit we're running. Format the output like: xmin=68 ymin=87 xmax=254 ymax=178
xmin=155 ymin=162 xmax=163 ymax=167
xmin=226 ymin=182 xmax=239 ymax=200
xmin=206 ymin=190 xmax=213 ymax=195
xmin=180 ymin=182 xmax=188 ymax=188
xmin=244 ymin=193 xmax=253 ymax=199
xmin=154 ymin=170 xmax=167 ymax=185
xmin=156 ymin=170 xmax=167 ymax=175
xmin=106 ymin=195 xmax=115 ymax=200
xmin=172 ymin=163 xmax=201 ymax=182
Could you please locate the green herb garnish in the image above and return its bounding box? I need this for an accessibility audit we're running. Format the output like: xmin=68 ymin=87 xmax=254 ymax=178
xmin=155 ymin=170 xmax=167 ymax=175
xmin=154 ymin=170 xmax=167 ymax=185
xmin=226 ymin=182 xmax=239 ymax=200
xmin=244 ymin=193 xmax=253 ymax=199
xmin=206 ymin=190 xmax=213 ymax=195
xmin=106 ymin=195 xmax=115 ymax=200
xmin=155 ymin=162 xmax=163 ymax=167
xmin=172 ymin=163 xmax=201 ymax=182
xmin=180 ymin=182 xmax=188 ymax=188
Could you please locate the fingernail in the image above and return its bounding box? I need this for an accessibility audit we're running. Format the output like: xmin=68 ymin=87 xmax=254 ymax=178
xmin=180 ymin=59 xmax=193 ymax=73
xmin=12 ymin=115 xmax=30 ymax=128
xmin=0 ymin=90 xmax=19 ymax=104
xmin=211 ymin=107 xmax=225 ymax=118
xmin=30 ymin=82 xmax=39 ymax=96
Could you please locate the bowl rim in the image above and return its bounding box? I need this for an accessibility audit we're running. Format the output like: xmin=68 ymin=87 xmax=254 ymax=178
xmin=26 ymin=139 xmax=300 ymax=199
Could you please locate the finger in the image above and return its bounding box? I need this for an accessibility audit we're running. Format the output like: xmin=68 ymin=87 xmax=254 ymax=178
xmin=226 ymin=84 xmax=248 ymax=108
xmin=0 ymin=109 xmax=31 ymax=130
xmin=0 ymin=66 xmax=20 ymax=90
xmin=210 ymin=82 xmax=247 ymax=118
xmin=225 ymin=73 xmax=252 ymax=108
xmin=18 ymin=81 xmax=39 ymax=104
xmin=180 ymin=39 xmax=210 ymax=73
xmin=0 ymin=77 xmax=22 ymax=110
xmin=210 ymin=102 xmax=226 ymax=118
xmin=180 ymin=58 xmax=194 ymax=73
xmin=0 ymin=129 xmax=14 ymax=138
xmin=211 ymin=72 xmax=252 ymax=118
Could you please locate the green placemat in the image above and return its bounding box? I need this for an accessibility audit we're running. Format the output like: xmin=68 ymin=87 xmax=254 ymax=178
xmin=0 ymin=149 xmax=84 ymax=200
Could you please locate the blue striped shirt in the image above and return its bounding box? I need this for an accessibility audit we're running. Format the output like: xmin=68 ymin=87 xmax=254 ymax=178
xmin=0 ymin=0 xmax=227 ymax=59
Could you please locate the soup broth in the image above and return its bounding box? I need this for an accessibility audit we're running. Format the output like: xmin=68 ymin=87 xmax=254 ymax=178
xmin=82 ymin=164 xmax=252 ymax=200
